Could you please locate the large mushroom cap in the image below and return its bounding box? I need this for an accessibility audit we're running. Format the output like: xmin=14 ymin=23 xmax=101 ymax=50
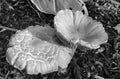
xmin=54 ymin=9 xmax=108 ymax=49
xmin=6 ymin=25 xmax=75 ymax=75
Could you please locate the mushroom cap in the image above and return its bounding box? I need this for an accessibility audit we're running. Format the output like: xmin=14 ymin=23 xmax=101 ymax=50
xmin=30 ymin=0 xmax=88 ymax=15
xmin=31 ymin=0 xmax=56 ymax=14
xmin=54 ymin=9 xmax=108 ymax=49
xmin=114 ymin=24 xmax=120 ymax=34
xmin=6 ymin=25 xmax=75 ymax=75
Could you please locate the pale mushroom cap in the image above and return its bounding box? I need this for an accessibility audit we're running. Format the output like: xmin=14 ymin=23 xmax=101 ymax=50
xmin=6 ymin=25 xmax=75 ymax=75
xmin=31 ymin=0 xmax=56 ymax=14
xmin=54 ymin=9 xmax=108 ymax=49
xmin=30 ymin=0 xmax=88 ymax=15
xmin=114 ymin=24 xmax=120 ymax=34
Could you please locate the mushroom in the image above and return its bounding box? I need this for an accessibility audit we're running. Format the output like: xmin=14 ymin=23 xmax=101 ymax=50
xmin=54 ymin=9 xmax=108 ymax=49
xmin=6 ymin=25 xmax=75 ymax=75
xmin=30 ymin=0 xmax=88 ymax=15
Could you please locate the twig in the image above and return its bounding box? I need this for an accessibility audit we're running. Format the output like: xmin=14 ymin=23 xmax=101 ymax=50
xmin=0 ymin=25 xmax=18 ymax=31
xmin=5 ymin=71 xmax=10 ymax=79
